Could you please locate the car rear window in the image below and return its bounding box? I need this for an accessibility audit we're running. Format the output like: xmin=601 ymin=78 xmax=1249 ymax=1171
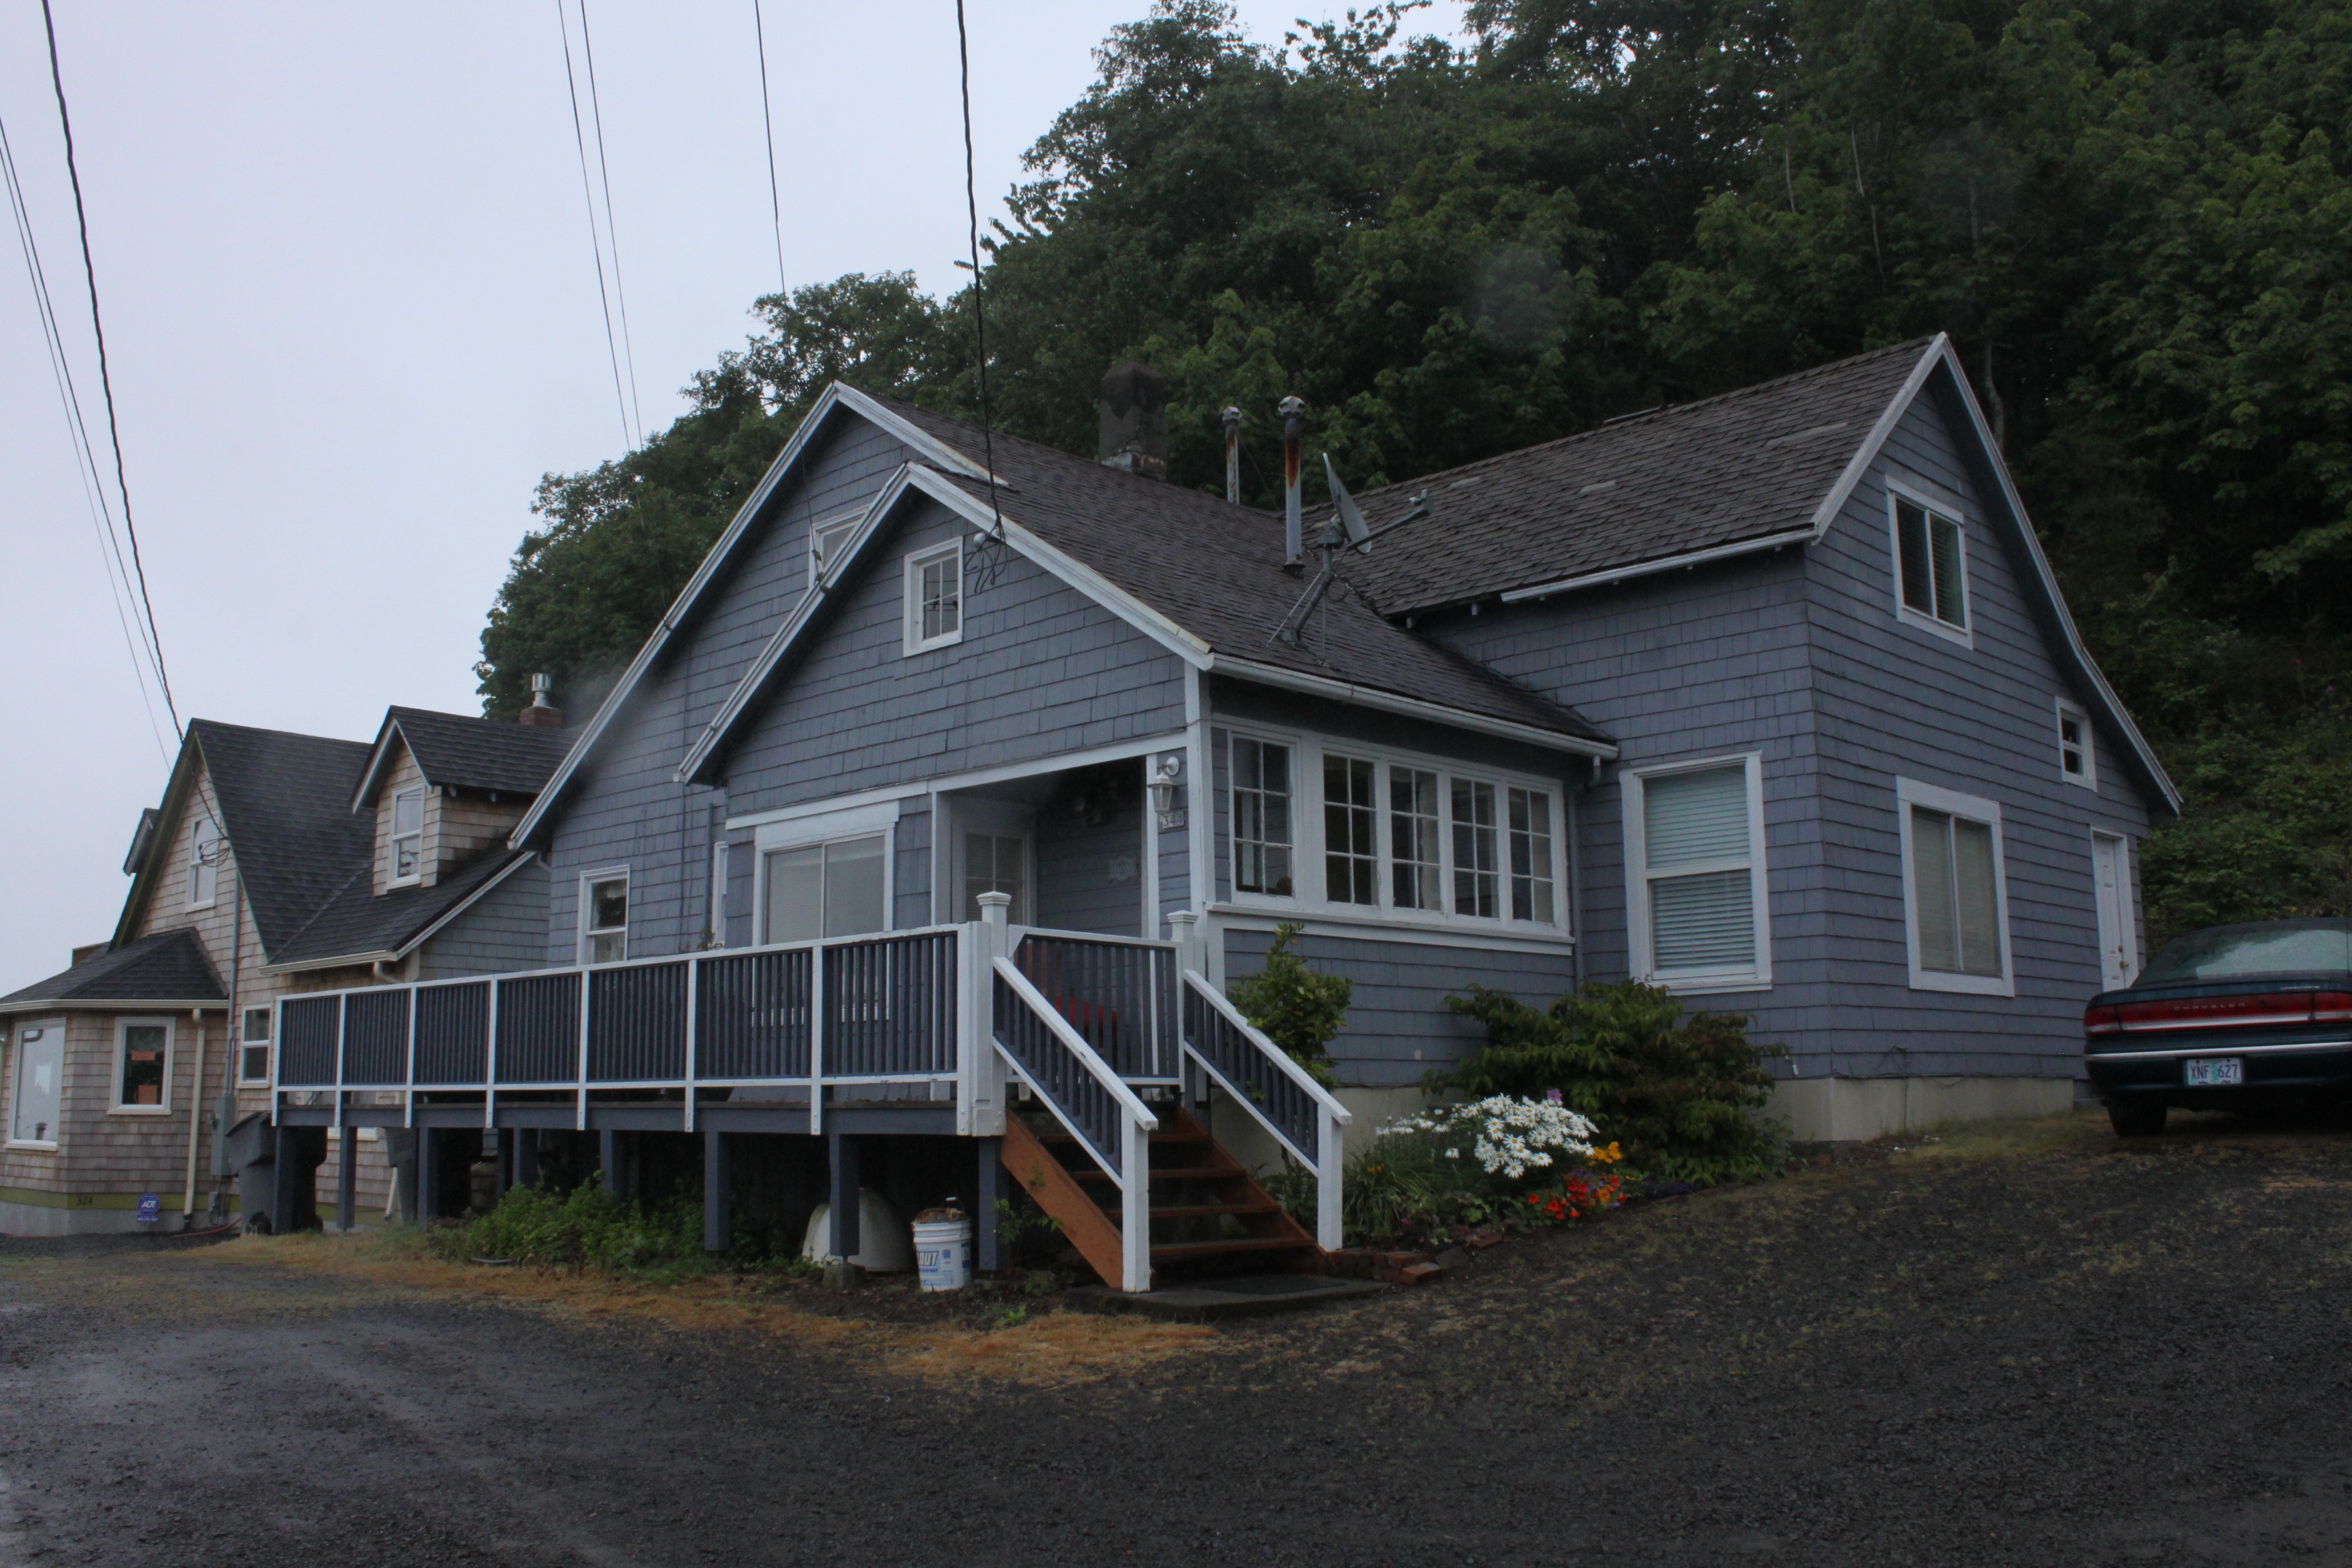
xmin=2139 ymin=922 xmax=2352 ymax=984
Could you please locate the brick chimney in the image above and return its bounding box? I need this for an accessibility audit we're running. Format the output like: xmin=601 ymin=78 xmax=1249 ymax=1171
xmin=519 ymin=672 xmax=563 ymax=729
xmin=1098 ymin=363 xmax=1167 ymax=480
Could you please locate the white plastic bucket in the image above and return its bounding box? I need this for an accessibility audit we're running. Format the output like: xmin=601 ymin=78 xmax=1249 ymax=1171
xmin=913 ymin=1216 xmax=973 ymax=1292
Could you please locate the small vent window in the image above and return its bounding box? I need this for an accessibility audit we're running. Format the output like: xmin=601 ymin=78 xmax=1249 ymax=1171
xmin=2057 ymin=700 xmax=2095 ymax=788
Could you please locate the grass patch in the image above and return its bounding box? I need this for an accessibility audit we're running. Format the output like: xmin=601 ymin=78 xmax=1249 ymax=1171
xmin=1895 ymin=1106 xmax=2113 ymax=1163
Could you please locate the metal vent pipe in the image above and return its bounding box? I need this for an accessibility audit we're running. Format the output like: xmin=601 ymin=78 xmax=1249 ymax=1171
xmin=1279 ymin=396 xmax=1305 ymax=566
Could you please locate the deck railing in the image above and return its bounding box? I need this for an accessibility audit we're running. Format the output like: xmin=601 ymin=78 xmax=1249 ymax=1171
xmin=275 ymin=924 xmax=968 ymax=1134
xmin=1014 ymin=931 xmax=1179 ymax=1083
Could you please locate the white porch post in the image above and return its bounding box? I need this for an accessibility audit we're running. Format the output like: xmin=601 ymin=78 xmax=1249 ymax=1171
xmin=1121 ymin=1112 xmax=1152 ymax=1293
xmin=1316 ymin=1107 xmax=1344 ymax=1252
xmin=964 ymin=894 xmax=1011 ymax=1137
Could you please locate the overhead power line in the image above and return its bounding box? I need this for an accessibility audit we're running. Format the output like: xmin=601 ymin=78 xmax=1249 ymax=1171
xmin=575 ymin=1 xmax=644 ymax=446
xmin=752 ymin=0 xmax=787 ymax=299
xmin=954 ymin=0 xmax=1003 ymax=550
xmin=40 ymin=0 xmax=179 ymax=738
xmin=553 ymin=0 xmax=636 ymax=451
xmin=0 ymin=105 xmax=172 ymax=766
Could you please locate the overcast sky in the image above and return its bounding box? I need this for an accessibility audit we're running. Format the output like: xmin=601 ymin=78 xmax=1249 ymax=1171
xmin=0 ymin=1 xmax=1470 ymax=992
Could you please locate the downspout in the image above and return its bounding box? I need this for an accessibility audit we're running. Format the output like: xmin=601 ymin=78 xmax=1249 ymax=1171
xmin=214 ymin=860 xmax=245 ymax=1218
xmin=180 ymin=1006 xmax=208 ymax=1224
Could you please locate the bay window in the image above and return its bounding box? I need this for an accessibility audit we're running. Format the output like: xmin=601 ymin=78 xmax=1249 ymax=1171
xmin=1226 ymin=730 xmax=1565 ymax=932
xmin=1624 ymin=755 xmax=1769 ymax=990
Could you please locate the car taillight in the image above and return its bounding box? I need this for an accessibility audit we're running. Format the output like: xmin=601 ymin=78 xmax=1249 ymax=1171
xmin=2102 ymin=992 xmax=2329 ymax=1032
xmin=2084 ymin=1004 xmax=2121 ymax=1036
xmin=2313 ymin=992 xmax=2352 ymax=1024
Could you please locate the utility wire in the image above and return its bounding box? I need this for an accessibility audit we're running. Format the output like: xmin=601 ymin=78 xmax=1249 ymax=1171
xmin=576 ymin=1 xmax=644 ymax=446
xmin=41 ymin=0 xmax=178 ymax=737
xmin=0 ymin=106 xmax=170 ymax=765
xmin=953 ymin=0 xmax=1003 ymax=549
xmin=553 ymin=0 xmax=635 ymax=452
xmin=751 ymin=0 xmax=787 ymax=299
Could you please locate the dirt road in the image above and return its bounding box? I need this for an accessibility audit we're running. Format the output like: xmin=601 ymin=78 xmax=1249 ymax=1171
xmin=3 ymin=1111 xmax=2349 ymax=1566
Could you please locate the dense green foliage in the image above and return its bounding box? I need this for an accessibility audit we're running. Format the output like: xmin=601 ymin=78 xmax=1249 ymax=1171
xmin=1226 ymin=922 xmax=1351 ymax=1083
xmin=478 ymin=0 xmax=2352 ymax=937
xmin=1441 ymin=982 xmax=1786 ymax=1183
xmin=431 ymin=1181 xmax=709 ymax=1275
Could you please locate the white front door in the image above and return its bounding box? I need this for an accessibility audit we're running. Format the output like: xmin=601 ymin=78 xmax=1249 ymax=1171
xmin=949 ymin=799 xmax=1032 ymax=924
xmin=2091 ymin=832 xmax=2136 ymax=990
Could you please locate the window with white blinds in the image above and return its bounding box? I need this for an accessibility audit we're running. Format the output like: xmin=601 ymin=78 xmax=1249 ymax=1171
xmin=1897 ymin=778 xmax=2012 ymax=994
xmin=1626 ymin=757 xmax=1767 ymax=988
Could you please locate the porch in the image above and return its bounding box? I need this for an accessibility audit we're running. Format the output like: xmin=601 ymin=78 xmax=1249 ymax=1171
xmin=270 ymin=904 xmax=1348 ymax=1291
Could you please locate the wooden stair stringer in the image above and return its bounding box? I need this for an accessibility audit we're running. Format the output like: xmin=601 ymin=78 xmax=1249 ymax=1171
xmin=998 ymin=1115 xmax=1126 ymax=1289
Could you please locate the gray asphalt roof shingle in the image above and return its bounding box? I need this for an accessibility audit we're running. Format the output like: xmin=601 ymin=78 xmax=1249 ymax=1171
xmin=189 ymin=720 xmax=376 ymax=958
xmin=0 ymin=928 xmax=224 ymax=1008
xmin=269 ymin=847 xmax=530 ymax=967
xmin=371 ymin=708 xmax=574 ymax=799
xmin=868 ymin=396 xmax=1614 ymax=746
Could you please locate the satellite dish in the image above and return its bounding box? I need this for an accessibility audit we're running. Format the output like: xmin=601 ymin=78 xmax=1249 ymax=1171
xmin=1322 ymin=455 xmax=1372 ymax=554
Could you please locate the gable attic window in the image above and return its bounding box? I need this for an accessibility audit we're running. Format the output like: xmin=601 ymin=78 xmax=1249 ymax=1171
xmin=1890 ymin=489 xmax=1970 ymax=641
xmin=188 ymin=815 xmax=221 ymax=909
xmin=240 ymin=1007 xmax=272 ymax=1085
xmin=1624 ymin=755 xmax=1769 ymax=991
xmin=1897 ymin=777 xmax=2013 ymax=996
xmin=903 ymin=541 xmax=964 ymax=654
xmin=389 ymin=787 xmax=426 ymax=885
xmin=810 ymin=507 xmax=865 ymax=585
xmin=582 ymin=871 xmax=630 ymax=964
xmin=2056 ymin=698 xmax=2096 ymax=789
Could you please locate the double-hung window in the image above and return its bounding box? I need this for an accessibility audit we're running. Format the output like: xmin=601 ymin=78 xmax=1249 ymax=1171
xmin=1891 ymin=489 xmax=1969 ymax=640
xmin=389 ymin=787 xmax=425 ymax=884
xmin=1897 ymin=778 xmax=2012 ymax=995
xmin=1226 ymin=731 xmax=1565 ymax=932
xmin=10 ymin=1020 xmax=63 ymax=1146
xmin=1625 ymin=756 xmax=1769 ymax=990
xmin=114 ymin=1017 xmax=172 ymax=1113
xmin=189 ymin=816 xmax=220 ymax=909
xmin=903 ymin=542 xmax=963 ymax=653
xmin=240 ymin=1007 xmax=273 ymax=1085
xmin=1232 ymin=737 xmax=1294 ymax=896
xmin=582 ymin=871 xmax=629 ymax=964
xmin=2056 ymin=699 xmax=2095 ymax=789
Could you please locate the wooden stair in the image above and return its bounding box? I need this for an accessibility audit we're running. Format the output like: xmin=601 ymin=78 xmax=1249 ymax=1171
xmin=998 ymin=1105 xmax=1320 ymax=1291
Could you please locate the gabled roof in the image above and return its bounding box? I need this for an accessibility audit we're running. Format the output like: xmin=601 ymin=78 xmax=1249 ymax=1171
xmin=1341 ymin=339 xmax=1937 ymax=615
xmin=350 ymin=706 xmax=574 ymax=810
xmin=265 ymin=847 xmax=536 ymax=971
xmin=0 ymin=928 xmax=225 ymax=1013
xmin=114 ymin=720 xmax=375 ymax=956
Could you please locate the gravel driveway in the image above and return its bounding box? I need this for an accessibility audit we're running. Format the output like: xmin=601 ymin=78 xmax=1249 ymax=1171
xmin=3 ymin=1110 xmax=2348 ymax=1567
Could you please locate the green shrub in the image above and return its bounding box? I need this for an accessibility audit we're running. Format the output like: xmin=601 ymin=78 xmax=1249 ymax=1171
xmin=1438 ymin=981 xmax=1785 ymax=1186
xmin=433 ymin=1181 xmax=704 ymax=1276
xmin=1227 ymin=922 xmax=1348 ymax=1087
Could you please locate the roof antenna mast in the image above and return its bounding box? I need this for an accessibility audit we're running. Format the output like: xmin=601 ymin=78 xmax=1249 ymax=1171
xmin=1272 ymin=457 xmax=1432 ymax=650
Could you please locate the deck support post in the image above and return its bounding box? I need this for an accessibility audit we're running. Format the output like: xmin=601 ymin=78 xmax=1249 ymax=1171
xmin=826 ymin=1130 xmax=861 ymax=1260
xmin=271 ymin=1124 xmax=300 ymax=1235
xmin=702 ymin=1130 xmax=730 ymax=1253
xmin=494 ymin=1130 xmax=512 ymax=1200
xmin=514 ymin=1129 xmax=540 ymax=1190
xmin=335 ymin=1126 xmax=357 ymax=1233
xmin=600 ymin=1130 xmax=623 ymax=1197
xmin=417 ymin=1126 xmax=440 ymax=1222
xmin=975 ymin=1136 xmax=1004 ymax=1273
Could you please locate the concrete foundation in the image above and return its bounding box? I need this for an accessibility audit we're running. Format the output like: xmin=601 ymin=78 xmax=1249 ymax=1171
xmin=0 ymin=1198 xmax=184 ymax=1237
xmin=1197 ymin=1083 xmax=1431 ymax=1178
xmin=1769 ymin=1075 xmax=2077 ymax=1142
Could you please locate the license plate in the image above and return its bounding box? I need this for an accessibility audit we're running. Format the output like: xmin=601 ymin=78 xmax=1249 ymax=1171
xmin=2185 ymin=1057 xmax=2244 ymax=1086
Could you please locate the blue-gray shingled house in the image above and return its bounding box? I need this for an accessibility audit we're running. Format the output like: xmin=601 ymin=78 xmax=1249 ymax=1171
xmin=242 ymin=333 xmax=2173 ymax=1290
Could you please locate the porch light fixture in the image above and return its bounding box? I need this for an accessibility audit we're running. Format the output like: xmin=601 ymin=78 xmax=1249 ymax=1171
xmin=1149 ymin=752 xmax=1186 ymax=831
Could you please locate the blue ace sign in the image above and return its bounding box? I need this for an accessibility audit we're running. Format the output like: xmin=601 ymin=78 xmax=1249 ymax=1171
xmin=135 ymin=1192 xmax=161 ymax=1226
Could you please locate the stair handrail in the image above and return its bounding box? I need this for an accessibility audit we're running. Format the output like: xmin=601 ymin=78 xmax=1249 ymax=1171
xmin=1178 ymin=968 xmax=1352 ymax=1252
xmin=993 ymin=955 xmax=1158 ymax=1292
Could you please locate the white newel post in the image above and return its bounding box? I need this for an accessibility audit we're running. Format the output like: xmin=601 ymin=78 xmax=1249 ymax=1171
xmin=1167 ymin=909 xmax=1204 ymax=975
xmin=966 ymin=894 xmax=1012 ymax=1137
xmin=1317 ymin=1107 xmax=1343 ymax=1252
xmin=1121 ymin=1113 xmax=1152 ymax=1292
xmin=1166 ymin=910 xmax=1203 ymax=1105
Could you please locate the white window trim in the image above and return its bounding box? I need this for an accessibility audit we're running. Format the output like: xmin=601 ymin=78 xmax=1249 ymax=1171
xmin=753 ymin=804 xmax=900 ymax=943
xmin=110 ymin=1015 xmax=175 ymax=1116
xmin=1219 ymin=724 xmax=1571 ymax=937
xmin=238 ymin=1006 xmax=274 ymax=1087
xmin=807 ymin=503 xmax=869 ymax=589
xmin=1622 ymin=752 xmax=1772 ymax=994
xmin=1885 ymin=478 xmax=1974 ymax=649
xmin=2055 ymin=697 xmax=2097 ymax=791
xmin=578 ymin=866 xmax=630 ymax=966
xmin=7 ymin=1016 xmax=65 ymax=1149
xmin=387 ymin=785 xmax=427 ymax=887
xmin=1895 ymin=776 xmax=2015 ymax=997
xmin=187 ymin=816 xmax=220 ymax=910
xmin=902 ymin=540 xmax=965 ymax=655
